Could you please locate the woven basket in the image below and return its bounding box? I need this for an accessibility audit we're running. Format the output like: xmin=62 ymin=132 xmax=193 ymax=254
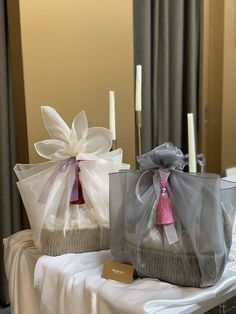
xmin=123 ymin=208 xmax=232 ymax=288
xmin=40 ymin=225 xmax=109 ymax=256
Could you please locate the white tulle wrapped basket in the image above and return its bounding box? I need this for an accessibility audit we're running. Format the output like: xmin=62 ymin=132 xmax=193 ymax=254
xmin=15 ymin=106 xmax=129 ymax=256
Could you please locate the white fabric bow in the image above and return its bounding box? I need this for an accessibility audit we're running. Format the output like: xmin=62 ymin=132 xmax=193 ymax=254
xmin=35 ymin=106 xmax=116 ymax=161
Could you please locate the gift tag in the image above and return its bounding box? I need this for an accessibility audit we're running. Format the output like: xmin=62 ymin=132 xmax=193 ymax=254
xmin=102 ymin=260 xmax=134 ymax=284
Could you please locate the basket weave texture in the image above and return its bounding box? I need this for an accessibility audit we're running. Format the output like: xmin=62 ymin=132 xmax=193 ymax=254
xmin=40 ymin=226 xmax=109 ymax=256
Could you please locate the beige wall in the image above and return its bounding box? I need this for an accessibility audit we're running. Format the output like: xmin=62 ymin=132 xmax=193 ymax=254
xmin=19 ymin=0 xmax=135 ymax=167
xmin=221 ymin=0 xmax=236 ymax=172
xmin=199 ymin=0 xmax=236 ymax=174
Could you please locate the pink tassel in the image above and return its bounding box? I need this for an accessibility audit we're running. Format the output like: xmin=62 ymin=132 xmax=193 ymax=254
xmin=70 ymin=166 xmax=85 ymax=205
xmin=156 ymin=180 xmax=174 ymax=225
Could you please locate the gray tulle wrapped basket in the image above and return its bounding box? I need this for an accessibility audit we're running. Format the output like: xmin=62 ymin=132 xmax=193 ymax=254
xmin=122 ymin=206 xmax=231 ymax=287
xmin=109 ymin=143 xmax=236 ymax=288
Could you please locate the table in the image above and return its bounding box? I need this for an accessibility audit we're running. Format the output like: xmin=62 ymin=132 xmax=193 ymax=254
xmin=4 ymin=230 xmax=236 ymax=314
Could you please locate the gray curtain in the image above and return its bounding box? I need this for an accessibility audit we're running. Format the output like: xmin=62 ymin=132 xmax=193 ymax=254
xmin=133 ymin=0 xmax=200 ymax=154
xmin=0 ymin=0 xmax=23 ymax=304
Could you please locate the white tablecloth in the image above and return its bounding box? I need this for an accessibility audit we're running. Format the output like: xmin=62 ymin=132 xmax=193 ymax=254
xmin=4 ymin=230 xmax=41 ymax=314
xmin=4 ymin=230 xmax=236 ymax=314
xmin=34 ymin=241 xmax=236 ymax=314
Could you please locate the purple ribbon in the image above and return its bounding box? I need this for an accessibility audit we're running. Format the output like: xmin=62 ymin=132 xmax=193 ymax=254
xmin=39 ymin=157 xmax=85 ymax=205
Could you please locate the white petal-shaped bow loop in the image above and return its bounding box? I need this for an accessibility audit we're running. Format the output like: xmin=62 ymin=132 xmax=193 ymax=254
xmin=36 ymin=106 xmax=113 ymax=161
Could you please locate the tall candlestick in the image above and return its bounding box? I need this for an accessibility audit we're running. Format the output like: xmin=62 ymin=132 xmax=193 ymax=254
xmin=135 ymin=65 xmax=142 ymax=111
xmin=187 ymin=113 xmax=197 ymax=173
xmin=136 ymin=111 xmax=142 ymax=157
xmin=109 ymin=90 xmax=116 ymax=141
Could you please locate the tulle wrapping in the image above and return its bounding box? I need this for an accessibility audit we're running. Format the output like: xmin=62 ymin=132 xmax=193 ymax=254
xmin=109 ymin=143 xmax=236 ymax=288
xmin=14 ymin=107 xmax=129 ymax=255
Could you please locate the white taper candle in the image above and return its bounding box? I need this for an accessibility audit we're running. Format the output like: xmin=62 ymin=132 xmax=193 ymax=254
xmin=187 ymin=113 xmax=197 ymax=173
xmin=109 ymin=91 xmax=116 ymax=140
xmin=135 ymin=65 xmax=142 ymax=111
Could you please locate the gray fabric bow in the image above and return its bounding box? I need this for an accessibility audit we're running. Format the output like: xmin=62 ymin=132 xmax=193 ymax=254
xmin=137 ymin=142 xmax=185 ymax=170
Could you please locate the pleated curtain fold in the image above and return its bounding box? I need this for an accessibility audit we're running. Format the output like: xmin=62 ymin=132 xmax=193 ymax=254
xmin=0 ymin=0 xmax=23 ymax=304
xmin=133 ymin=0 xmax=200 ymax=154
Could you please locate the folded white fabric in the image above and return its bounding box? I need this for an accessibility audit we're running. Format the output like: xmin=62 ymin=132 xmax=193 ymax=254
xmin=34 ymin=250 xmax=111 ymax=314
xmin=4 ymin=230 xmax=42 ymax=314
xmin=34 ymin=239 xmax=236 ymax=314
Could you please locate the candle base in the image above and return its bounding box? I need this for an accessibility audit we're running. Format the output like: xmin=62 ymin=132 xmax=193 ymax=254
xmin=136 ymin=111 xmax=142 ymax=157
xmin=112 ymin=140 xmax=117 ymax=151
